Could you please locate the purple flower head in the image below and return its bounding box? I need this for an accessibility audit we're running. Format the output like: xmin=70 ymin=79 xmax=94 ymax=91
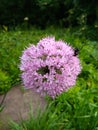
xmin=20 ymin=37 xmax=82 ymax=98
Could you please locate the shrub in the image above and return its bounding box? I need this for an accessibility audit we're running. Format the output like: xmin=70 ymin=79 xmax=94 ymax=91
xmin=0 ymin=70 xmax=11 ymax=94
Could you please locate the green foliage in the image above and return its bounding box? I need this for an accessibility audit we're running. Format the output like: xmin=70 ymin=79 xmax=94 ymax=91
xmin=9 ymin=87 xmax=98 ymax=130
xmin=48 ymin=86 xmax=98 ymax=130
xmin=9 ymin=104 xmax=63 ymax=130
xmin=0 ymin=26 xmax=98 ymax=129
xmin=0 ymin=0 xmax=98 ymax=28
xmin=0 ymin=70 xmax=11 ymax=94
xmin=0 ymin=26 xmax=98 ymax=94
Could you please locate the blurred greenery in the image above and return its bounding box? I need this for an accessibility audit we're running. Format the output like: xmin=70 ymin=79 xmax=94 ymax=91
xmin=0 ymin=0 xmax=98 ymax=28
xmin=0 ymin=26 xmax=98 ymax=94
xmin=0 ymin=25 xmax=98 ymax=129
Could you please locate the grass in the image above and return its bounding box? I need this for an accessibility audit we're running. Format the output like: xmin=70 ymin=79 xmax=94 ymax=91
xmin=0 ymin=26 xmax=98 ymax=129
xmin=9 ymin=87 xmax=98 ymax=130
xmin=9 ymin=103 xmax=64 ymax=130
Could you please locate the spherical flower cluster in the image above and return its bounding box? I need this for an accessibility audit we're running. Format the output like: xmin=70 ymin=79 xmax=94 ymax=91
xmin=20 ymin=37 xmax=82 ymax=98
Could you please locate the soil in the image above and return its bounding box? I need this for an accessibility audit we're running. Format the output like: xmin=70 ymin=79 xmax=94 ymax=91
xmin=0 ymin=85 xmax=47 ymax=130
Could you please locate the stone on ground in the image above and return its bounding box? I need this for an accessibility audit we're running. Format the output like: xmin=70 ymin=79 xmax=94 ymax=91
xmin=0 ymin=85 xmax=47 ymax=130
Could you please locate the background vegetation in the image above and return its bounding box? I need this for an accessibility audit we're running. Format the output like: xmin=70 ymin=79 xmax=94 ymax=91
xmin=0 ymin=0 xmax=98 ymax=28
xmin=0 ymin=26 xmax=98 ymax=94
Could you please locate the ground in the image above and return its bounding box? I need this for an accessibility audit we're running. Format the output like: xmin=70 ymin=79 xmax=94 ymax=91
xmin=0 ymin=85 xmax=47 ymax=130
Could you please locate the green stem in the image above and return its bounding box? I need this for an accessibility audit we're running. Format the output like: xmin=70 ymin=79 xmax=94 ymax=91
xmin=0 ymin=92 xmax=7 ymax=107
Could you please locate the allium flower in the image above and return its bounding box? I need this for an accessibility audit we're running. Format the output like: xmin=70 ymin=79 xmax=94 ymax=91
xmin=20 ymin=37 xmax=82 ymax=98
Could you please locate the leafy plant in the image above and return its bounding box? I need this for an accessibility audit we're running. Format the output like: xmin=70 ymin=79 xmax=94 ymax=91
xmin=0 ymin=26 xmax=98 ymax=129
xmin=9 ymin=103 xmax=64 ymax=130
xmin=48 ymin=86 xmax=98 ymax=130
xmin=0 ymin=69 xmax=11 ymax=94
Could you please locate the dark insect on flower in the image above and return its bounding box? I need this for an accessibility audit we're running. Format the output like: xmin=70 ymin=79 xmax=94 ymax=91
xmin=74 ymin=48 xmax=79 ymax=56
